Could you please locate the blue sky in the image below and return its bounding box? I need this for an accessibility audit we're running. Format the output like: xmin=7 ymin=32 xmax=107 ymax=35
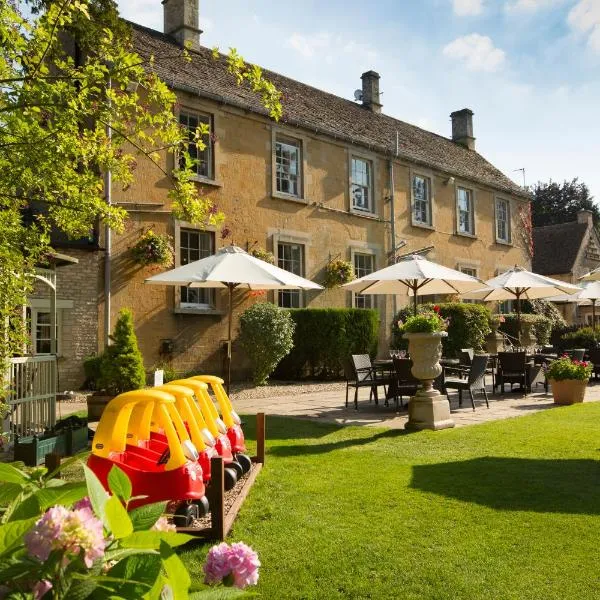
xmin=121 ymin=1 xmax=600 ymax=200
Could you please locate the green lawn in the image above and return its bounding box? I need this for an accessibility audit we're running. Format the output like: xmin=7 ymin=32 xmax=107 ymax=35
xmin=183 ymin=405 xmax=600 ymax=599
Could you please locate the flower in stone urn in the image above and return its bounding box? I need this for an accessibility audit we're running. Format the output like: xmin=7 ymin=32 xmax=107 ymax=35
xmin=400 ymin=310 xmax=448 ymax=383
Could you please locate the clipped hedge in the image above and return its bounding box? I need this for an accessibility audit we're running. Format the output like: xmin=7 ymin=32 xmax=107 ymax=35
xmin=497 ymin=313 xmax=552 ymax=345
xmin=392 ymin=303 xmax=492 ymax=357
xmin=274 ymin=308 xmax=379 ymax=380
xmin=560 ymin=327 xmax=600 ymax=351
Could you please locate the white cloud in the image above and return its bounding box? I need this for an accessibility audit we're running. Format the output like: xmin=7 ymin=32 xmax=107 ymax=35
xmin=568 ymin=0 xmax=600 ymax=53
xmin=287 ymin=32 xmax=377 ymax=61
xmin=505 ymin=0 xmax=562 ymax=13
xmin=442 ymin=34 xmax=506 ymax=72
xmin=453 ymin=0 xmax=484 ymax=16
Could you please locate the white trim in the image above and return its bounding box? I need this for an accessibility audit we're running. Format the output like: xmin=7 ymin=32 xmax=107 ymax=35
xmin=28 ymin=298 xmax=74 ymax=309
xmin=274 ymin=238 xmax=306 ymax=308
xmin=30 ymin=307 xmax=62 ymax=356
xmin=410 ymin=168 xmax=435 ymax=229
xmin=455 ymin=184 xmax=476 ymax=237
xmin=177 ymin=107 xmax=216 ymax=181
xmin=271 ymin=128 xmax=307 ymax=203
xmin=494 ymin=196 xmax=512 ymax=245
xmin=349 ymin=152 xmax=377 ymax=216
xmin=350 ymin=247 xmax=378 ymax=309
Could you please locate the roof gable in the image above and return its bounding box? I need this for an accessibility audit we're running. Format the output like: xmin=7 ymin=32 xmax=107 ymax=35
xmin=532 ymin=221 xmax=589 ymax=275
xmin=130 ymin=22 xmax=529 ymax=200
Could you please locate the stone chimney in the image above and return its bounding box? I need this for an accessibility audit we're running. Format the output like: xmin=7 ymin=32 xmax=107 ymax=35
xmin=361 ymin=71 xmax=382 ymax=114
xmin=577 ymin=209 xmax=594 ymax=226
xmin=450 ymin=108 xmax=475 ymax=151
xmin=162 ymin=0 xmax=202 ymax=51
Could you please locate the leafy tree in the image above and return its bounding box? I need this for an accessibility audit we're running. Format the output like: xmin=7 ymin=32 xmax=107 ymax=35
xmin=531 ymin=178 xmax=599 ymax=227
xmin=98 ymin=308 xmax=146 ymax=394
xmin=0 ymin=0 xmax=281 ymax=370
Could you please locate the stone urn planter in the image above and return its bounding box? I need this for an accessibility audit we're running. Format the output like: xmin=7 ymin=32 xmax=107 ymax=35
xmin=486 ymin=330 xmax=505 ymax=355
xmin=87 ymin=393 xmax=115 ymax=421
xmin=404 ymin=331 xmax=455 ymax=431
xmin=548 ymin=379 xmax=588 ymax=405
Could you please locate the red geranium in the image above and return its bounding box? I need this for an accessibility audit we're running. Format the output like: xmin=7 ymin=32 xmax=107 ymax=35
xmin=433 ymin=305 xmax=441 ymax=313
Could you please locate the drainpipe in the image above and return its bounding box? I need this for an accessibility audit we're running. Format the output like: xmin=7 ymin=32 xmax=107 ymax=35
xmin=388 ymin=158 xmax=396 ymax=318
xmin=104 ymin=75 xmax=112 ymax=347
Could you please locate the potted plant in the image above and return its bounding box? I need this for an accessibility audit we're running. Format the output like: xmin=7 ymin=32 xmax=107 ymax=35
xmin=323 ymin=259 xmax=355 ymax=289
xmin=399 ymin=307 xmax=454 ymax=431
xmin=131 ymin=229 xmax=174 ymax=267
xmin=88 ymin=309 xmax=147 ymax=420
xmin=546 ymin=355 xmax=592 ymax=405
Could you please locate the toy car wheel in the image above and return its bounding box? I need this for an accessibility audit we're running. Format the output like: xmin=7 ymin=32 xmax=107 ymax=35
xmin=195 ymin=496 xmax=210 ymax=517
xmin=224 ymin=467 xmax=238 ymax=491
xmin=235 ymin=453 xmax=252 ymax=474
xmin=228 ymin=460 xmax=244 ymax=479
xmin=173 ymin=502 xmax=199 ymax=527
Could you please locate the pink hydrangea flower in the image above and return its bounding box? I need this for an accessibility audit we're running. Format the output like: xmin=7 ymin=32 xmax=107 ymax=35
xmin=25 ymin=504 xmax=106 ymax=568
xmin=32 ymin=580 xmax=52 ymax=600
xmin=152 ymin=516 xmax=176 ymax=532
xmin=203 ymin=542 xmax=260 ymax=589
xmin=73 ymin=497 xmax=92 ymax=511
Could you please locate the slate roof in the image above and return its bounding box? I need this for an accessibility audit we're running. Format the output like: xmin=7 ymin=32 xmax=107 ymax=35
xmin=130 ymin=22 xmax=529 ymax=199
xmin=532 ymin=221 xmax=589 ymax=275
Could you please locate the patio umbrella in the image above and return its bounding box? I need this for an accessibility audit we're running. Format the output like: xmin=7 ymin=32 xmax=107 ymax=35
xmin=145 ymin=245 xmax=322 ymax=392
xmin=342 ymin=254 xmax=485 ymax=315
xmin=463 ymin=266 xmax=581 ymax=341
xmin=550 ymin=279 xmax=600 ymax=330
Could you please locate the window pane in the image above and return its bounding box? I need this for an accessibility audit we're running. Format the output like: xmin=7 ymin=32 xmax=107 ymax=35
xmin=413 ymin=175 xmax=431 ymax=224
xmin=496 ymin=199 xmax=509 ymax=241
xmin=276 ymin=138 xmax=300 ymax=196
xmin=277 ymin=243 xmax=304 ymax=308
xmin=458 ymin=188 xmax=473 ymax=234
xmin=179 ymin=229 xmax=215 ymax=307
xmin=179 ymin=112 xmax=212 ymax=179
xmin=35 ymin=311 xmax=56 ymax=354
xmin=351 ymin=158 xmax=372 ymax=212
xmin=353 ymin=253 xmax=375 ymax=309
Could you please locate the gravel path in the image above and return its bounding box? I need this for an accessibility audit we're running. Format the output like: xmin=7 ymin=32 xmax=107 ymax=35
xmin=229 ymin=380 xmax=344 ymax=401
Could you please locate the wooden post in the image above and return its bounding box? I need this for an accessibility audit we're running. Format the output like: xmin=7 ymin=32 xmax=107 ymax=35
xmin=256 ymin=412 xmax=265 ymax=465
xmin=45 ymin=452 xmax=61 ymax=478
xmin=208 ymin=456 xmax=225 ymax=541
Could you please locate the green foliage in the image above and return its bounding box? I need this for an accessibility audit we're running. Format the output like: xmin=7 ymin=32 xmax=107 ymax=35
xmin=239 ymin=302 xmax=295 ymax=385
xmin=249 ymin=246 xmax=275 ymax=264
xmin=498 ymin=313 xmax=553 ymax=345
xmin=399 ymin=312 xmax=446 ymax=334
xmin=83 ymin=354 xmax=103 ymax=390
xmin=560 ymin=327 xmax=600 ymax=351
xmin=546 ymin=356 xmax=592 ymax=381
xmin=131 ymin=229 xmax=174 ymax=267
xmin=275 ymin=308 xmax=379 ymax=379
xmin=531 ymin=178 xmax=598 ymax=227
xmin=392 ymin=303 xmax=492 ymax=357
xmin=522 ymin=298 xmax=566 ymax=328
xmin=0 ymin=1 xmax=281 ymax=370
xmin=98 ymin=309 xmax=146 ymax=395
xmin=323 ymin=259 xmax=355 ymax=288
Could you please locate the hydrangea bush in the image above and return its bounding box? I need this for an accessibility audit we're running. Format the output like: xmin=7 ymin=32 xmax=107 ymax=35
xmin=0 ymin=459 xmax=260 ymax=599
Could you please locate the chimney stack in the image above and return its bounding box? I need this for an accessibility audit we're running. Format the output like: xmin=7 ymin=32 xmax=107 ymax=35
xmin=361 ymin=71 xmax=382 ymax=114
xmin=577 ymin=209 xmax=593 ymax=227
xmin=162 ymin=0 xmax=202 ymax=51
xmin=450 ymin=108 xmax=475 ymax=151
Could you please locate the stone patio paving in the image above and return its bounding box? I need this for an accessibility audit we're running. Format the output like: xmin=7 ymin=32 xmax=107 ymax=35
xmin=58 ymin=379 xmax=600 ymax=430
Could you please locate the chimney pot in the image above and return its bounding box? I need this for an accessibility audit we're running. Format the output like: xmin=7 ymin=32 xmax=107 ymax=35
xmin=450 ymin=108 xmax=476 ymax=151
xmin=361 ymin=71 xmax=382 ymax=114
xmin=577 ymin=209 xmax=594 ymax=226
xmin=162 ymin=0 xmax=202 ymax=51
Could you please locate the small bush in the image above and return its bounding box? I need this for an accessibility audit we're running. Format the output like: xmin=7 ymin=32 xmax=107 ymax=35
xmin=83 ymin=354 xmax=103 ymax=390
xmin=392 ymin=303 xmax=491 ymax=357
xmin=497 ymin=313 xmax=552 ymax=345
xmin=522 ymin=298 xmax=566 ymax=328
xmin=98 ymin=308 xmax=146 ymax=395
xmin=560 ymin=327 xmax=600 ymax=351
xmin=275 ymin=308 xmax=379 ymax=379
xmin=400 ymin=310 xmax=447 ymax=334
xmin=546 ymin=356 xmax=592 ymax=381
xmin=239 ymin=302 xmax=295 ymax=385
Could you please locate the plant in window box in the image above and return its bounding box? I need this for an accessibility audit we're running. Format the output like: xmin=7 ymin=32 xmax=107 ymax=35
xmin=323 ymin=259 xmax=355 ymax=289
xmin=250 ymin=246 xmax=275 ymax=264
xmin=131 ymin=229 xmax=174 ymax=267
xmin=545 ymin=355 xmax=592 ymax=405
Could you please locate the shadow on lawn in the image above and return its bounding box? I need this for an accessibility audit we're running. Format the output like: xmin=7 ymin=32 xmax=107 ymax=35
xmin=240 ymin=414 xmax=344 ymax=441
xmin=268 ymin=428 xmax=409 ymax=457
xmin=411 ymin=457 xmax=600 ymax=514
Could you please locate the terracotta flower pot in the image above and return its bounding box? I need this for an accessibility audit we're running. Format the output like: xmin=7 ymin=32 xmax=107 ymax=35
xmin=548 ymin=378 xmax=588 ymax=405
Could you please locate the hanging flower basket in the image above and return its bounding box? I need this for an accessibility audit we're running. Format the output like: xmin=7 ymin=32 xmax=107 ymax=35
xmin=324 ymin=259 xmax=355 ymax=289
xmin=131 ymin=230 xmax=174 ymax=267
xmin=250 ymin=247 xmax=275 ymax=264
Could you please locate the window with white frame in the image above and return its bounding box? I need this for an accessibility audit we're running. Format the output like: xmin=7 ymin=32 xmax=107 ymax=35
xmin=179 ymin=229 xmax=215 ymax=308
xmin=412 ymin=174 xmax=432 ymax=226
xmin=275 ymin=136 xmax=302 ymax=197
xmin=351 ymin=157 xmax=373 ymax=213
xmin=457 ymin=187 xmax=474 ymax=235
xmin=277 ymin=243 xmax=304 ymax=308
xmin=459 ymin=266 xmax=477 ymax=303
xmin=498 ymin=300 xmax=515 ymax=314
xmin=496 ymin=198 xmax=511 ymax=243
xmin=353 ymin=253 xmax=375 ymax=309
xmin=179 ymin=111 xmax=213 ymax=179
xmin=29 ymin=308 xmax=61 ymax=355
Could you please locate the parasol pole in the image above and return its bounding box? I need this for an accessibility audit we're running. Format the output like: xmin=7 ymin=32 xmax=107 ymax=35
xmin=412 ymin=281 xmax=418 ymax=316
xmin=225 ymin=283 xmax=238 ymax=395
xmin=516 ymin=289 xmax=522 ymax=348
xmin=593 ymin=299 xmax=597 ymax=332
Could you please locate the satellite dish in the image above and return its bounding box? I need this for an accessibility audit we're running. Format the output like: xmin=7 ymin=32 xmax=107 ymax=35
xmin=354 ymin=89 xmax=363 ymax=101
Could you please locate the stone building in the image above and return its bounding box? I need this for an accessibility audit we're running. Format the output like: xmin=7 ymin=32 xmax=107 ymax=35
xmin=44 ymin=0 xmax=533 ymax=386
xmin=533 ymin=210 xmax=600 ymax=325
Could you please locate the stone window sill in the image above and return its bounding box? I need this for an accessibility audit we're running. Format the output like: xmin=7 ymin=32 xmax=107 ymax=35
xmin=174 ymin=307 xmax=225 ymax=316
xmin=350 ymin=207 xmax=378 ymax=220
xmin=495 ymin=239 xmax=513 ymax=247
xmin=455 ymin=231 xmax=477 ymax=239
xmin=272 ymin=192 xmax=308 ymax=204
xmin=411 ymin=221 xmax=435 ymax=231
xmin=190 ymin=175 xmax=223 ymax=188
